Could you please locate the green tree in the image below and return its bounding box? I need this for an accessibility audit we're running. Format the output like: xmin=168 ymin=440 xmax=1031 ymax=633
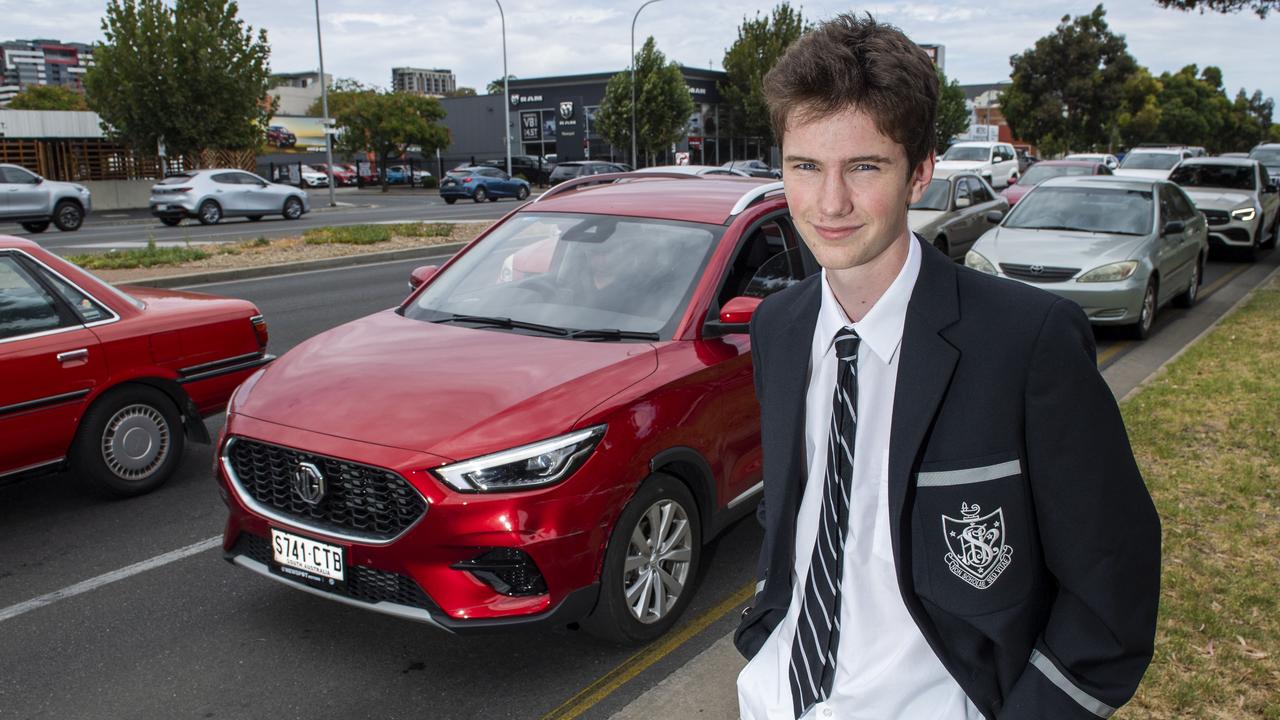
xmin=326 ymin=90 xmax=449 ymax=191
xmin=999 ymin=5 xmax=1137 ymax=156
xmin=720 ymin=3 xmax=809 ymax=149
xmin=85 ymin=0 xmax=272 ymax=156
xmin=1151 ymin=65 xmax=1232 ymax=150
xmin=445 ymin=87 xmax=477 ymax=97
xmin=8 ymin=85 xmax=90 ymax=111
xmin=487 ymin=76 xmax=516 ymax=95
xmin=1154 ymin=0 xmax=1278 ymax=17
xmin=594 ymin=37 xmax=695 ymax=166
xmin=1115 ymin=68 xmax=1163 ymax=148
xmin=935 ymin=68 xmax=970 ymax=152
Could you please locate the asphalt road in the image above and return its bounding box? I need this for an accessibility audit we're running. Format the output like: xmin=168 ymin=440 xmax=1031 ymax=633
xmin=2 ymin=189 xmax=520 ymax=253
xmin=1 ymin=247 xmax=1275 ymax=720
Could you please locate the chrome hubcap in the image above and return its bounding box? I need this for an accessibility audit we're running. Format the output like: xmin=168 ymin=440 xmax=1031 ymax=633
xmin=101 ymin=404 xmax=169 ymax=479
xmin=286 ymin=201 xmax=300 ymax=218
xmin=623 ymin=499 xmax=693 ymax=624
xmin=1142 ymin=286 xmax=1155 ymax=330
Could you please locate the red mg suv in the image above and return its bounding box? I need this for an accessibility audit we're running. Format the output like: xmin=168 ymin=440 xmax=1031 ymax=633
xmin=218 ymin=174 xmax=809 ymax=642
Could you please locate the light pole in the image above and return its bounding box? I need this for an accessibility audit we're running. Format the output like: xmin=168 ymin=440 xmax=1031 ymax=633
xmin=313 ymin=0 xmax=335 ymax=207
xmin=496 ymin=0 xmax=511 ymax=176
xmin=631 ymin=0 xmax=663 ymax=169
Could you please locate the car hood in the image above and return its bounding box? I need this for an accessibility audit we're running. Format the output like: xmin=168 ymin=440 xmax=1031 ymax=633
xmin=978 ymin=226 xmax=1149 ymax=270
xmin=1181 ymin=188 xmax=1254 ymax=209
xmin=907 ymin=210 xmax=945 ymax=233
xmin=233 ymin=310 xmax=659 ymax=460
xmin=1115 ymin=168 xmax=1170 ymax=180
xmin=935 ymin=160 xmax=987 ymax=174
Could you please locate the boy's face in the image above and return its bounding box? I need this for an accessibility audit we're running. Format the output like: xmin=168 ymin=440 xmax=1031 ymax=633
xmin=781 ymin=106 xmax=932 ymax=272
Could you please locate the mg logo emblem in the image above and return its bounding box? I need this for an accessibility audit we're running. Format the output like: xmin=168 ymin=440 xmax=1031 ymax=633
xmin=1029 ymin=264 xmax=1044 ymax=274
xmin=559 ymin=101 xmax=574 ymax=121
xmin=291 ymin=461 xmax=326 ymax=506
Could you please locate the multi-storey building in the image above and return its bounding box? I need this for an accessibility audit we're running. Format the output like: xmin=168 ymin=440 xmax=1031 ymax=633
xmin=0 ymin=39 xmax=94 ymax=106
xmin=391 ymin=67 xmax=456 ymax=97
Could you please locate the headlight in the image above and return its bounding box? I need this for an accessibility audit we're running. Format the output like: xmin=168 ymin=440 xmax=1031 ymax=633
xmin=1078 ymin=261 xmax=1138 ymax=283
xmin=965 ymin=250 xmax=997 ymax=275
xmin=1231 ymin=207 xmax=1256 ymax=222
xmin=434 ymin=425 xmax=605 ymax=493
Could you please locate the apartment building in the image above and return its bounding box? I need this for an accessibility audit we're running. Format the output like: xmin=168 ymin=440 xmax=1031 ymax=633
xmin=391 ymin=67 xmax=456 ymax=97
xmin=0 ymin=39 xmax=94 ymax=106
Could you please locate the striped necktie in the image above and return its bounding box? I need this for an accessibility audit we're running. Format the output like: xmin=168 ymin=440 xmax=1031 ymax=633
xmin=789 ymin=327 xmax=861 ymax=718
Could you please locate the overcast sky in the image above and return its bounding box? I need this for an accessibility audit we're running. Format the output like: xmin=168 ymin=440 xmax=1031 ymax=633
xmin=3 ymin=1 xmax=1276 ymax=105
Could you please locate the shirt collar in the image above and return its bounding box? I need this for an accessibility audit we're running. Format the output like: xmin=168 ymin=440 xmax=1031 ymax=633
xmin=816 ymin=233 xmax=921 ymax=365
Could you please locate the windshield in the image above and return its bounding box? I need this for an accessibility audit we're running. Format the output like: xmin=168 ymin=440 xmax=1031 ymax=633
xmin=1003 ymin=186 xmax=1153 ymax=235
xmin=940 ymin=146 xmax=989 ymax=162
xmin=1248 ymin=147 xmax=1280 ymax=170
xmin=1017 ymin=164 xmax=1094 ymax=186
xmin=1169 ymin=164 xmax=1256 ymax=190
xmin=403 ymin=212 xmax=721 ymax=339
xmin=1120 ymin=153 xmax=1180 ymax=170
xmin=910 ymin=179 xmax=950 ymax=210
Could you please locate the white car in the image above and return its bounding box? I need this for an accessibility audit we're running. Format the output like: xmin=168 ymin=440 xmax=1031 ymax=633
xmin=1115 ymin=147 xmax=1194 ymax=180
xmin=1065 ymin=153 xmax=1120 ymax=171
xmin=934 ymin=141 xmax=1020 ymax=189
xmin=1169 ymin=157 xmax=1280 ymax=260
xmin=149 ymin=169 xmax=311 ymax=226
xmin=298 ymin=165 xmax=331 ymax=188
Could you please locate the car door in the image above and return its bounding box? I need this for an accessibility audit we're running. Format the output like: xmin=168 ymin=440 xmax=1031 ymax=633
xmin=1257 ymin=163 xmax=1280 ymax=230
xmin=1155 ymin=185 xmax=1191 ymax=302
xmin=208 ymin=172 xmax=248 ymax=216
xmin=1168 ymin=185 xmax=1206 ymax=276
xmin=0 ymin=252 xmax=107 ymax=475
xmin=1 ymin=166 xmax=48 ymax=217
xmin=957 ymin=177 xmax=999 ymax=253
xmin=236 ymin=172 xmax=278 ymax=213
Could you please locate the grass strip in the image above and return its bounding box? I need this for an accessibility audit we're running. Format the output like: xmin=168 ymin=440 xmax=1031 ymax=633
xmin=303 ymin=222 xmax=453 ymax=245
xmin=1122 ymin=274 xmax=1279 ymax=718
xmin=66 ymin=241 xmax=208 ymax=270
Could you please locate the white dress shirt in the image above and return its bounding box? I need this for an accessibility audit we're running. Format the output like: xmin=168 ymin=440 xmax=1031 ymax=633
xmin=738 ymin=236 xmax=981 ymax=720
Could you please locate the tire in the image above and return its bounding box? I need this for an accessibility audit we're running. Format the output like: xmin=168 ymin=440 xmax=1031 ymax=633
xmin=52 ymin=200 xmax=85 ymax=231
xmin=583 ymin=472 xmax=702 ymax=644
xmin=489 ymin=195 xmax=499 ymax=202
xmin=932 ymin=235 xmax=950 ymax=260
xmin=159 ymin=217 xmax=182 ymax=227
xmin=1126 ymin=278 xmax=1158 ymax=340
xmin=247 ymin=215 xmax=264 ymax=222
xmin=21 ymin=220 xmax=50 ymax=233
xmin=282 ymin=196 xmax=304 ymax=220
xmin=1173 ymin=256 xmax=1201 ymax=308
xmin=70 ymin=384 xmax=185 ymax=498
xmin=472 ymin=186 xmax=488 ymax=203
xmin=1265 ymin=214 xmax=1279 ymax=249
xmin=516 ymin=185 xmax=530 ymax=201
xmin=444 ymin=197 xmax=457 ymax=205
xmin=197 ymin=200 xmax=222 ymax=225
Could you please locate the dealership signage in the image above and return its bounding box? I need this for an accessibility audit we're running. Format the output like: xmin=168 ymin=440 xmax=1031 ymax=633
xmin=520 ymin=111 xmax=541 ymax=141
xmin=510 ymin=93 xmax=544 ymax=107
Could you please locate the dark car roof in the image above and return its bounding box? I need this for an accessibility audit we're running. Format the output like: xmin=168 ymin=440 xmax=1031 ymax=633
xmin=531 ymin=176 xmax=776 ymax=225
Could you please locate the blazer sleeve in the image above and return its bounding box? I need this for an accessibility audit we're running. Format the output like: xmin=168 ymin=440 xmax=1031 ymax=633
xmin=998 ymin=298 xmax=1161 ymax=719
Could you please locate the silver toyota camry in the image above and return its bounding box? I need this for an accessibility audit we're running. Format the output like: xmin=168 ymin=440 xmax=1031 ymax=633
xmin=965 ymin=175 xmax=1208 ymax=339
xmin=148 ymin=169 xmax=311 ymax=226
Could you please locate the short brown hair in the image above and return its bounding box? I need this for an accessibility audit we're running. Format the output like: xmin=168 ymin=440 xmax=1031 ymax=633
xmin=764 ymin=14 xmax=938 ymax=174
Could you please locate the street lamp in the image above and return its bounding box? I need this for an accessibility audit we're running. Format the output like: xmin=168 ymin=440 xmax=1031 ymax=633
xmin=496 ymin=0 xmax=511 ymax=176
xmin=631 ymin=0 xmax=663 ymax=169
xmin=313 ymin=0 xmax=335 ymax=207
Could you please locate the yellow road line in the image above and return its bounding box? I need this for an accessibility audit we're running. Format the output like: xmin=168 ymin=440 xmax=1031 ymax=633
xmin=1199 ymin=264 xmax=1249 ymax=300
xmin=541 ymin=582 xmax=755 ymax=720
xmin=1096 ymin=341 xmax=1130 ymax=367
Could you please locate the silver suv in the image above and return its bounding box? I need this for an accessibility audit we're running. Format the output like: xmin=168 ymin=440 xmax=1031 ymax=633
xmin=0 ymin=164 xmax=92 ymax=234
xmin=149 ymin=169 xmax=310 ymax=225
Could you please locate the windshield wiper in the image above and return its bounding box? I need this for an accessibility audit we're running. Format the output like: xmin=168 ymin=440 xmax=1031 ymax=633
xmin=568 ymin=328 xmax=660 ymax=342
xmin=431 ymin=314 xmax=570 ymax=336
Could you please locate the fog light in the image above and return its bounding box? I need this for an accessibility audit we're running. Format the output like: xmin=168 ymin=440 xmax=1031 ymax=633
xmin=452 ymin=548 xmax=547 ymax=596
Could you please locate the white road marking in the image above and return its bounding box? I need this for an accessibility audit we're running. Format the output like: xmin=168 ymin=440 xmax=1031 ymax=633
xmin=0 ymin=535 xmax=222 ymax=624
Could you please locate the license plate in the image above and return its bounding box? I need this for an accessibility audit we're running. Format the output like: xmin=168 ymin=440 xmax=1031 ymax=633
xmin=271 ymin=528 xmax=345 ymax=586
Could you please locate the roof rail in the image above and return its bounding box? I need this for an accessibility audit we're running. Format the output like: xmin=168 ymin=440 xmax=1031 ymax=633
xmin=532 ymin=172 xmax=702 ymax=204
xmin=728 ymin=181 xmax=785 ymax=217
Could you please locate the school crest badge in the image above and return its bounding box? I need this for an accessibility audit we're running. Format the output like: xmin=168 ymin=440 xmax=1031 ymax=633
xmin=942 ymin=502 xmax=1013 ymax=589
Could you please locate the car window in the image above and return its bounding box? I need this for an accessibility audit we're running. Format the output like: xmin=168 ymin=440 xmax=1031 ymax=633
xmin=1169 ymin=164 xmax=1256 ymax=191
xmin=1120 ymin=152 xmax=1180 ymax=170
xmin=940 ymin=146 xmax=988 ymax=162
xmin=717 ymin=219 xmax=797 ymax=307
xmin=954 ymin=179 xmax=971 ymax=205
xmin=237 ymin=172 xmax=267 ymax=185
xmin=910 ymin=179 xmax=950 ymax=211
xmin=0 ymin=255 xmax=76 ymax=340
xmin=212 ymin=172 xmax=239 ymax=185
xmin=1167 ymin=186 xmax=1199 ymax=221
xmin=967 ymin=177 xmax=993 ymax=204
xmin=0 ymin=166 xmax=39 ymax=184
xmin=37 ymin=267 xmax=111 ymax=324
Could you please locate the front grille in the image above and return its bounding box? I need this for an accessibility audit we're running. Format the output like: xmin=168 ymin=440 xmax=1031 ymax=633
xmin=1201 ymin=209 xmax=1230 ymax=226
xmin=226 ymin=438 xmax=427 ymax=541
xmin=231 ymin=533 xmax=439 ymax=612
xmin=1000 ymin=263 xmax=1079 ymax=283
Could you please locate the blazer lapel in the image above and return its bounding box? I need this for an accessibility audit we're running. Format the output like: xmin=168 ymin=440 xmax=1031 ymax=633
xmin=771 ymin=275 xmax=822 ymax=512
xmin=888 ymin=238 xmax=961 ymax=566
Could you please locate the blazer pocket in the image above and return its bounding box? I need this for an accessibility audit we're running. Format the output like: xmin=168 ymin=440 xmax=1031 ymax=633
xmin=911 ymin=454 xmax=1034 ymax=616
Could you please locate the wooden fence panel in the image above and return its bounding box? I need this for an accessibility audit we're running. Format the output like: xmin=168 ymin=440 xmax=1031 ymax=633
xmin=0 ymin=139 xmax=256 ymax=180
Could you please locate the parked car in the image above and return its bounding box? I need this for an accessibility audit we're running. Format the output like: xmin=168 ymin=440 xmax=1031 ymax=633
xmin=340 ymin=163 xmax=377 ymax=185
xmin=908 ymin=172 xmax=1007 ymax=260
xmin=722 ymin=159 xmax=780 ymax=179
xmin=312 ymin=163 xmax=356 ymax=187
xmin=1169 ymin=157 xmax=1280 ymax=261
xmin=935 ymin=141 xmax=1021 ymax=189
xmin=439 ymin=166 xmax=531 ymax=203
xmin=634 ymin=164 xmax=751 ymax=177
xmin=1115 ymin=147 xmax=1194 ymax=180
xmin=386 ymin=164 xmax=432 ymax=185
xmin=480 ymin=155 xmax=555 ymax=186
xmin=1064 ymin=153 xmax=1120 ymax=171
xmin=1 ymin=164 xmax=91 ymax=234
xmin=149 ymin=169 xmax=310 ymax=226
xmin=0 ymin=236 xmax=273 ymax=496
xmin=548 ymin=161 xmax=630 ymax=186
xmin=1249 ymin=142 xmax=1280 ymax=186
xmin=1000 ymin=160 xmax=1112 ymax=206
xmin=267 ymin=125 xmax=296 ymax=148
xmin=298 ymin=165 xmax=330 ymax=188
xmin=966 ymin=175 xmax=1208 ymax=339
xmin=217 ymin=174 xmax=810 ymax=643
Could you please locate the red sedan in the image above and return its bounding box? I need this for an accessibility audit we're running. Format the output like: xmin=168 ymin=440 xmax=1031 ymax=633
xmin=0 ymin=237 xmax=273 ymax=496
xmin=1000 ymin=160 xmax=1112 ymax=205
xmin=313 ymin=163 xmax=357 ymax=187
xmin=218 ymin=175 xmax=805 ymax=642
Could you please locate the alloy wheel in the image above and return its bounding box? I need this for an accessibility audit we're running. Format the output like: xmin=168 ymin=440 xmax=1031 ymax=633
xmin=622 ymin=499 xmax=693 ymax=624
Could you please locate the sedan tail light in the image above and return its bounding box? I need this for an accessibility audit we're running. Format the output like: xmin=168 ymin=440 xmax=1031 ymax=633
xmin=461 ymin=176 xmax=472 ymax=183
xmin=250 ymin=315 xmax=269 ymax=349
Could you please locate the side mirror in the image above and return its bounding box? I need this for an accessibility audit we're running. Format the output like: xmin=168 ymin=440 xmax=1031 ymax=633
xmin=985 ymin=210 xmax=1005 ymax=224
xmin=704 ymin=296 xmax=762 ymax=336
xmin=1162 ymin=220 xmax=1186 ymax=236
xmin=34 ymin=176 xmax=44 ymax=185
xmin=408 ymin=264 xmax=439 ymax=290
xmin=1266 ymin=182 xmax=1278 ymax=194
